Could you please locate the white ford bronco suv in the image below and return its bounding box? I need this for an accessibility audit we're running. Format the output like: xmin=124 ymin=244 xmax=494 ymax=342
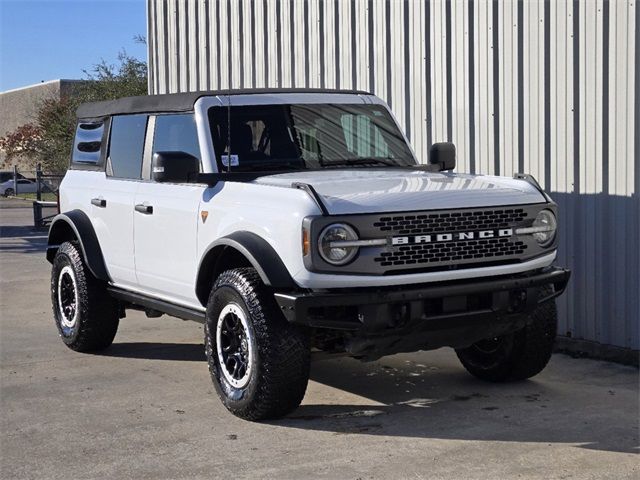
xmin=47 ymin=89 xmax=570 ymax=420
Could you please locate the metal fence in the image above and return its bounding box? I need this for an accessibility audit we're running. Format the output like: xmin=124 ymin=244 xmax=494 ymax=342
xmin=5 ymin=164 xmax=62 ymax=227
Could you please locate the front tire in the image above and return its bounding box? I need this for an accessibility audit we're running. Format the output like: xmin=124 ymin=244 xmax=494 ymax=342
xmin=205 ymin=268 xmax=310 ymax=421
xmin=51 ymin=241 xmax=119 ymax=351
xmin=455 ymin=291 xmax=557 ymax=382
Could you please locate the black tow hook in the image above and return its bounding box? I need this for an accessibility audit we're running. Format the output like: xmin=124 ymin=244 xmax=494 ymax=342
xmin=508 ymin=289 xmax=528 ymax=313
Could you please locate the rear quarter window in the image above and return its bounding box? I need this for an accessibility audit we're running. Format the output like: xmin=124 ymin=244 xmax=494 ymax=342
xmin=71 ymin=120 xmax=106 ymax=167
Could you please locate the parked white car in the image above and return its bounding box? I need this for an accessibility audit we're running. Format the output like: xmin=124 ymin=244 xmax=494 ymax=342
xmin=47 ymin=89 xmax=570 ymax=421
xmin=1 ymin=178 xmax=37 ymax=196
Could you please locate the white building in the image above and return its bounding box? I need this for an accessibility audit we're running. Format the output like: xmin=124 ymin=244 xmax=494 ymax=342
xmin=147 ymin=0 xmax=639 ymax=359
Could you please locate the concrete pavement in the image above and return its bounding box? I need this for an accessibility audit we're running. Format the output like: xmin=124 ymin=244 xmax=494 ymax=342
xmin=1 ymin=206 xmax=638 ymax=479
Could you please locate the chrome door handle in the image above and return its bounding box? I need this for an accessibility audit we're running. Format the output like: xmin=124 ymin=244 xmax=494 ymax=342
xmin=134 ymin=203 xmax=153 ymax=215
xmin=91 ymin=198 xmax=106 ymax=207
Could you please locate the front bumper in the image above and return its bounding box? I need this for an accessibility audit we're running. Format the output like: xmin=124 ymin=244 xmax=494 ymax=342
xmin=275 ymin=266 xmax=570 ymax=330
xmin=275 ymin=266 xmax=570 ymax=359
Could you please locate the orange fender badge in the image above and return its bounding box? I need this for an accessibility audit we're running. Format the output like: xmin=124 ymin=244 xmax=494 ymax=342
xmin=200 ymin=211 xmax=209 ymax=223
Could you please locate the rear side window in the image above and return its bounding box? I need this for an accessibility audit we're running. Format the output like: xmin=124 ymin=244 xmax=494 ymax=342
xmin=72 ymin=120 xmax=105 ymax=165
xmin=108 ymin=114 xmax=148 ymax=179
xmin=153 ymin=114 xmax=201 ymax=161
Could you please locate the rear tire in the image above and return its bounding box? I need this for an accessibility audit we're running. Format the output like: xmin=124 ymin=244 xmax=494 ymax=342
xmin=205 ymin=268 xmax=310 ymax=421
xmin=51 ymin=241 xmax=119 ymax=352
xmin=455 ymin=290 xmax=557 ymax=382
xmin=4 ymin=188 xmax=14 ymax=197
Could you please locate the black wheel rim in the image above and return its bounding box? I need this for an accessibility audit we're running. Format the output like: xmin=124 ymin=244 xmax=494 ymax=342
xmin=473 ymin=337 xmax=503 ymax=354
xmin=57 ymin=266 xmax=78 ymax=333
xmin=216 ymin=304 xmax=252 ymax=388
xmin=463 ymin=334 xmax=515 ymax=370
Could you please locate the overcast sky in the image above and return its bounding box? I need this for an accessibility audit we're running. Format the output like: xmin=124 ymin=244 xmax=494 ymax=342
xmin=0 ymin=0 xmax=147 ymax=91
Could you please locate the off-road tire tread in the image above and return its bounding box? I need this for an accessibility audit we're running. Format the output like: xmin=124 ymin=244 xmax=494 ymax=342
xmin=508 ymin=296 xmax=557 ymax=380
xmin=51 ymin=241 xmax=119 ymax=352
xmin=456 ymin=287 xmax=557 ymax=382
xmin=205 ymin=268 xmax=310 ymax=421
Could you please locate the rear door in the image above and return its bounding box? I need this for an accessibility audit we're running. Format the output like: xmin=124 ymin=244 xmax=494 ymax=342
xmin=91 ymin=114 xmax=147 ymax=288
xmin=133 ymin=113 xmax=205 ymax=307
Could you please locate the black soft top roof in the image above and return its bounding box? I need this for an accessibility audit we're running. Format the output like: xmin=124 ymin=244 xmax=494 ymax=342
xmin=76 ymin=88 xmax=371 ymax=119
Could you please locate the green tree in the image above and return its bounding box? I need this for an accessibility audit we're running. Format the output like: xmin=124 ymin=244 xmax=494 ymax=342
xmin=0 ymin=49 xmax=147 ymax=173
xmin=80 ymin=50 xmax=148 ymax=103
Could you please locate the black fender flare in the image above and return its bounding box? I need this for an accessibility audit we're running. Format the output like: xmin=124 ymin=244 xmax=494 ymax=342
xmin=46 ymin=210 xmax=111 ymax=282
xmin=196 ymin=231 xmax=296 ymax=301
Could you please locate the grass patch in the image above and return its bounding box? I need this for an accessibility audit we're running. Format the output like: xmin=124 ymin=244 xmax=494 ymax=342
xmin=14 ymin=193 xmax=58 ymax=202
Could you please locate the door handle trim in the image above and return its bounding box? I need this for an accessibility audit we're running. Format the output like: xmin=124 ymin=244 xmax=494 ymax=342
xmin=91 ymin=198 xmax=106 ymax=208
xmin=134 ymin=203 xmax=153 ymax=215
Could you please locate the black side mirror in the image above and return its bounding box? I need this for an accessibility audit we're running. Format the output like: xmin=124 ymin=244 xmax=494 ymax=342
xmin=428 ymin=142 xmax=456 ymax=171
xmin=152 ymin=151 xmax=200 ymax=183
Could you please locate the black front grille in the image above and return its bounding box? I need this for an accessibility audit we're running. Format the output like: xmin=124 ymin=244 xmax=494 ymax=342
xmin=374 ymin=237 xmax=527 ymax=267
xmin=372 ymin=208 xmax=530 ymax=270
xmin=373 ymin=208 xmax=527 ymax=235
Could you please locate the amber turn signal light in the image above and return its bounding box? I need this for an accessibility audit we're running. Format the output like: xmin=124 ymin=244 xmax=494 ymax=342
xmin=302 ymin=227 xmax=310 ymax=256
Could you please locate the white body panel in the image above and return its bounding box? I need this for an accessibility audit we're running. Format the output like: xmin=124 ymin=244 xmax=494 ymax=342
xmin=133 ymin=182 xmax=205 ymax=305
xmin=195 ymin=181 xmax=320 ymax=292
xmin=92 ymin=178 xmax=138 ymax=287
xmin=253 ymin=170 xmax=545 ymax=215
xmin=60 ymin=171 xmax=138 ymax=288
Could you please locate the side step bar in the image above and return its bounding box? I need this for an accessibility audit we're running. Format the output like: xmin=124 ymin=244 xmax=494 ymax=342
xmin=107 ymin=287 xmax=206 ymax=323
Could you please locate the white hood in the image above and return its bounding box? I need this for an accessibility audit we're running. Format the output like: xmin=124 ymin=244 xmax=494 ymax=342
xmin=253 ymin=170 xmax=546 ymax=215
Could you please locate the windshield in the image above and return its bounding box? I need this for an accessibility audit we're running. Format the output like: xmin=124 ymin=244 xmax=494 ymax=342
xmin=208 ymin=104 xmax=416 ymax=172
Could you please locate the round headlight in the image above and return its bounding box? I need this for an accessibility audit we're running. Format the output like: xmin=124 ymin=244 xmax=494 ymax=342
xmin=532 ymin=209 xmax=557 ymax=246
xmin=318 ymin=223 xmax=359 ymax=265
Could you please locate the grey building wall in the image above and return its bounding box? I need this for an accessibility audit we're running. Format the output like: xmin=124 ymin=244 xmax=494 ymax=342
xmin=147 ymin=0 xmax=639 ymax=352
xmin=0 ymin=79 xmax=86 ymax=170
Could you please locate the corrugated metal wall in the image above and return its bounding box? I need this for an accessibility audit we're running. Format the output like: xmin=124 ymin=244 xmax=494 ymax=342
xmin=147 ymin=0 xmax=639 ymax=351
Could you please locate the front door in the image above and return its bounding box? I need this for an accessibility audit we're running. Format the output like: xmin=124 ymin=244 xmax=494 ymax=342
xmin=133 ymin=113 xmax=205 ymax=307
xmin=133 ymin=182 xmax=204 ymax=306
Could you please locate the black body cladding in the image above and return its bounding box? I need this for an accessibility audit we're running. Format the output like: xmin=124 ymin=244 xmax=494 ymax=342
xmin=195 ymin=231 xmax=297 ymax=306
xmin=47 ymin=210 xmax=111 ymax=282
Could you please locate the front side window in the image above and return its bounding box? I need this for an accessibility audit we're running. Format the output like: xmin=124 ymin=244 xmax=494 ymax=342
xmin=208 ymin=104 xmax=415 ymax=172
xmin=153 ymin=113 xmax=201 ymax=161
xmin=107 ymin=114 xmax=147 ymax=179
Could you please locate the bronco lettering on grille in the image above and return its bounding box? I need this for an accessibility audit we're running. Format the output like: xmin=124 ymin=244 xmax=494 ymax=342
xmin=391 ymin=228 xmax=514 ymax=246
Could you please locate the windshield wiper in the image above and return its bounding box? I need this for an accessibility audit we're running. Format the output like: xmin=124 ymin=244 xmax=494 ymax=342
xmin=321 ymin=157 xmax=399 ymax=167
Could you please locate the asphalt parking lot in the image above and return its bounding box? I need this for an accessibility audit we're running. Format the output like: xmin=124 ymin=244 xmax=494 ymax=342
xmin=1 ymin=203 xmax=638 ymax=480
